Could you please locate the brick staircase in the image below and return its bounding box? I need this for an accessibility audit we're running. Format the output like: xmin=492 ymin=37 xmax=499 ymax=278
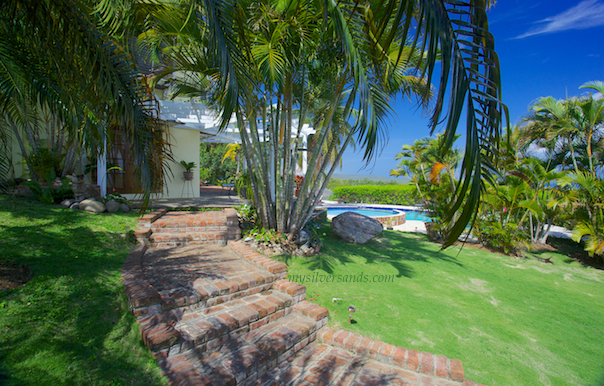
xmin=134 ymin=209 xmax=241 ymax=248
xmin=123 ymin=211 xmax=484 ymax=386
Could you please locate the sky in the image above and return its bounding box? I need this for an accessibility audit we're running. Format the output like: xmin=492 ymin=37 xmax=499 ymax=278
xmin=338 ymin=0 xmax=604 ymax=177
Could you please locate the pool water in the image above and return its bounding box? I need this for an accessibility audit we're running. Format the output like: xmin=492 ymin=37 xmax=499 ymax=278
xmin=403 ymin=210 xmax=430 ymax=222
xmin=326 ymin=207 xmax=431 ymax=222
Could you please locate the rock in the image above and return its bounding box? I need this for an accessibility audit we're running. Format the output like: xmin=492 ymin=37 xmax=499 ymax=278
xmin=105 ymin=200 xmax=120 ymax=213
xmin=60 ymin=199 xmax=75 ymax=208
xmin=84 ymin=201 xmax=106 ymax=213
xmin=244 ymin=236 xmax=254 ymax=242
xmin=69 ymin=203 xmax=80 ymax=210
xmin=331 ymin=211 xmax=383 ymax=244
xmin=79 ymin=198 xmax=96 ymax=211
xmin=120 ymin=203 xmax=130 ymax=213
xmin=296 ymin=228 xmax=312 ymax=246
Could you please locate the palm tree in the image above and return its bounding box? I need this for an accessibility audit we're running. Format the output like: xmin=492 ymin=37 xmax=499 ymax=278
xmin=141 ymin=0 xmax=505 ymax=245
xmin=0 ymin=0 xmax=170 ymax=204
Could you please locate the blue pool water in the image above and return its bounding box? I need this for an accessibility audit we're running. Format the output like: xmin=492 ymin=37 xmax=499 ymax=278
xmin=326 ymin=207 xmax=431 ymax=222
xmin=403 ymin=210 xmax=430 ymax=222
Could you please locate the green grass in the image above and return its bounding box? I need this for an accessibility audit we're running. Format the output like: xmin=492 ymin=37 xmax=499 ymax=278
xmin=281 ymin=223 xmax=604 ymax=386
xmin=0 ymin=196 xmax=166 ymax=386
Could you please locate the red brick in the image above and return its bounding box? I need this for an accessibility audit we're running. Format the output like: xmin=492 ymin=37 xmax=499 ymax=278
xmin=367 ymin=340 xmax=384 ymax=359
xmin=435 ymin=355 xmax=448 ymax=378
xmin=407 ymin=350 xmax=420 ymax=371
xmin=143 ymin=325 xmax=181 ymax=351
xmin=323 ymin=354 xmax=349 ymax=366
xmin=250 ymin=318 xmax=268 ymax=330
xmin=355 ymin=337 xmax=373 ymax=355
xmin=420 ymin=375 xmax=435 ymax=386
xmin=248 ymin=302 xmax=268 ymax=318
xmin=304 ymin=374 xmax=330 ymax=386
xmin=266 ymin=262 xmax=287 ymax=274
xmin=286 ymin=284 xmax=306 ymax=296
xmin=223 ymin=280 xmax=239 ymax=293
xmin=168 ymin=368 xmax=204 ymax=386
xmin=392 ymin=367 xmax=418 ymax=382
xmin=309 ymin=365 xmax=336 ymax=381
xmin=257 ymin=299 xmax=277 ymax=314
xmin=420 ymin=352 xmax=434 ymax=375
xmin=217 ymin=313 xmax=239 ymax=330
xmin=364 ymin=361 xmax=392 ymax=374
xmin=268 ymin=309 xmax=285 ymax=322
xmin=392 ymin=346 xmax=407 ymax=367
xmin=238 ymin=305 xmax=259 ymax=322
xmin=379 ymin=343 xmax=396 ymax=361
xmin=450 ymin=359 xmax=464 ymax=381
xmin=213 ymin=281 xmax=230 ymax=295
xmin=301 ymin=303 xmax=320 ymax=317
xmin=309 ymin=306 xmax=329 ymax=321
xmin=265 ymin=296 xmax=285 ymax=309
xmin=344 ymin=333 xmax=362 ymax=351
xmin=333 ymin=330 xmax=350 ymax=347
xmin=293 ymin=300 xmax=311 ymax=312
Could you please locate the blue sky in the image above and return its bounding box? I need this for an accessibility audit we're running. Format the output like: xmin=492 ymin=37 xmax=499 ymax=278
xmin=339 ymin=0 xmax=604 ymax=177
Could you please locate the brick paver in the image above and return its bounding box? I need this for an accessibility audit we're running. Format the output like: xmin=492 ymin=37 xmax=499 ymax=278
xmin=123 ymin=210 xmax=485 ymax=386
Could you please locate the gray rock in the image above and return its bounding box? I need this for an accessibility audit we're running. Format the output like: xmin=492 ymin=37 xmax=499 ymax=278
xmin=105 ymin=200 xmax=120 ymax=213
xmin=79 ymin=198 xmax=96 ymax=211
xmin=60 ymin=199 xmax=74 ymax=208
xmin=120 ymin=203 xmax=130 ymax=213
xmin=84 ymin=201 xmax=106 ymax=213
xmin=296 ymin=228 xmax=312 ymax=246
xmin=69 ymin=203 xmax=80 ymax=210
xmin=331 ymin=211 xmax=383 ymax=244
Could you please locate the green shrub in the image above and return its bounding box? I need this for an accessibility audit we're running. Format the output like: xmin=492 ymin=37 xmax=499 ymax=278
xmin=331 ymin=185 xmax=416 ymax=205
xmin=23 ymin=177 xmax=74 ymax=204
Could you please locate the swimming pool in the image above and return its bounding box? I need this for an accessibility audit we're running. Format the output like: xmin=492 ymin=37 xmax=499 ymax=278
xmin=325 ymin=206 xmax=430 ymax=226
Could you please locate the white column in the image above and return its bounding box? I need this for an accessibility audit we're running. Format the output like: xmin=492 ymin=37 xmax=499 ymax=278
xmin=97 ymin=138 xmax=107 ymax=197
xmin=302 ymin=135 xmax=308 ymax=174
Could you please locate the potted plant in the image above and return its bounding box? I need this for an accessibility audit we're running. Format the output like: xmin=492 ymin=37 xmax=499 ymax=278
xmin=180 ymin=160 xmax=196 ymax=180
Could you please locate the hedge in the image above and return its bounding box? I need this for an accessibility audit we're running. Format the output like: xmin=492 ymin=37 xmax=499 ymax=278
xmin=331 ymin=184 xmax=417 ymax=205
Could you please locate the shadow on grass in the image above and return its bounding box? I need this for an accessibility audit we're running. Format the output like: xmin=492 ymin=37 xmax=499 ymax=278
xmin=278 ymin=223 xmax=463 ymax=278
xmin=0 ymin=196 xmax=165 ymax=386
xmin=545 ymin=237 xmax=604 ymax=270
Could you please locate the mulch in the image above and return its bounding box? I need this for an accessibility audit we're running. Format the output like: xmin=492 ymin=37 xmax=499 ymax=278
xmin=0 ymin=263 xmax=32 ymax=291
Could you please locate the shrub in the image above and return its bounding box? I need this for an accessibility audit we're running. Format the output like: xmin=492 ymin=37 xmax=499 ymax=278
xmin=331 ymin=185 xmax=416 ymax=205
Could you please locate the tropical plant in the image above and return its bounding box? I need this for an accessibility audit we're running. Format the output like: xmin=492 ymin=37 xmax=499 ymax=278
xmin=179 ymin=160 xmax=196 ymax=172
xmin=0 ymin=0 xmax=171 ymax=206
xmin=391 ymin=134 xmax=462 ymax=239
xmin=552 ymin=172 xmax=604 ymax=257
xmin=199 ymin=144 xmax=237 ymax=184
xmin=139 ymin=0 xmax=505 ymax=243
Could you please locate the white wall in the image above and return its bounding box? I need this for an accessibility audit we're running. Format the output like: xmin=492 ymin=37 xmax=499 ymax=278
xmin=123 ymin=126 xmax=200 ymax=200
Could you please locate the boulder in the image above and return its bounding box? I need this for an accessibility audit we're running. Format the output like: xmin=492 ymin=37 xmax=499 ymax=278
xmin=60 ymin=199 xmax=75 ymax=208
xmin=105 ymin=200 xmax=120 ymax=213
xmin=69 ymin=203 xmax=80 ymax=210
xmin=295 ymin=228 xmax=312 ymax=246
xmin=120 ymin=203 xmax=130 ymax=213
xmin=78 ymin=198 xmax=96 ymax=211
xmin=84 ymin=201 xmax=106 ymax=213
xmin=331 ymin=211 xmax=383 ymax=244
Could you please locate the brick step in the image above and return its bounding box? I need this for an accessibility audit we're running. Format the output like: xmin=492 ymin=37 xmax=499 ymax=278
xmin=149 ymin=230 xmax=240 ymax=248
xmin=156 ymin=273 xmax=280 ymax=315
xmin=151 ymin=210 xmax=239 ymax=230
xmin=151 ymin=225 xmax=239 ymax=233
xmin=172 ymin=290 xmax=298 ymax=355
xmin=155 ymin=313 xmax=323 ymax=386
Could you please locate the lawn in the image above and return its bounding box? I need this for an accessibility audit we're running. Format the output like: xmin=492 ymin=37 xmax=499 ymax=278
xmin=280 ymin=223 xmax=604 ymax=386
xmin=0 ymin=196 xmax=166 ymax=386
